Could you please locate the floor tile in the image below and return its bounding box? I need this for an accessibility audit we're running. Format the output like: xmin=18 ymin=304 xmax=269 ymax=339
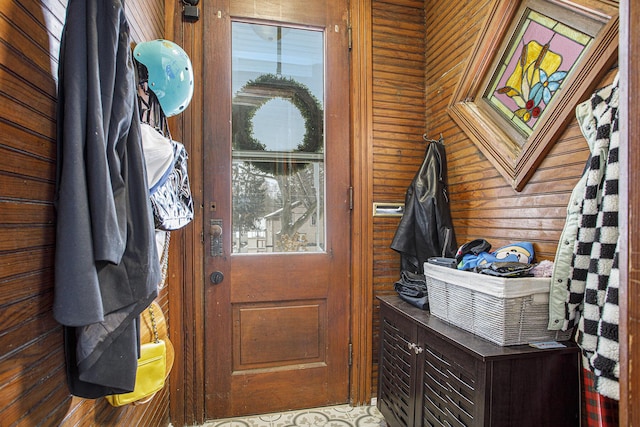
xmin=200 ymin=404 xmax=386 ymax=427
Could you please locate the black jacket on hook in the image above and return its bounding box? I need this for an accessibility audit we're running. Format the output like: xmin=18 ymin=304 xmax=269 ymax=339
xmin=54 ymin=0 xmax=160 ymax=398
xmin=391 ymin=137 xmax=457 ymax=274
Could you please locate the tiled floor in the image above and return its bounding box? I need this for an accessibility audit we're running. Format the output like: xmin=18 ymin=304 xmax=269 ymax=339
xmin=200 ymin=404 xmax=387 ymax=427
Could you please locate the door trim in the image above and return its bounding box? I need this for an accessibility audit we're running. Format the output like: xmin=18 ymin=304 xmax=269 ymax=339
xmin=348 ymin=0 xmax=374 ymax=406
xmin=166 ymin=3 xmax=207 ymax=426
xmin=167 ymin=0 xmax=376 ymax=423
xmin=620 ymin=0 xmax=637 ymax=424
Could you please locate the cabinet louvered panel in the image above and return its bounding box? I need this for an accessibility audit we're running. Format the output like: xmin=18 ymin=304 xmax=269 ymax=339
xmin=422 ymin=340 xmax=476 ymax=426
xmin=378 ymin=296 xmax=580 ymax=427
xmin=422 ymin=346 xmax=452 ymax=425
xmin=379 ymin=315 xmax=417 ymax=427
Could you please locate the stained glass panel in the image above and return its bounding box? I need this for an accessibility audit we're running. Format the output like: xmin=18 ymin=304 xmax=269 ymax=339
xmin=485 ymin=8 xmax=592 ymax=139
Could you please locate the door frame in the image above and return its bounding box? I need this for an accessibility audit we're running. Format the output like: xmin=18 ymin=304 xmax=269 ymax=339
xmin=164 ymin=2 xmax=207 ymax=426
xmin=619 ymin=0 xmax=639 ymax=425
xmin=348 ymin=0 xmax=374 ymax=407
xmin=165 ymin=0 xmax=374 ymax=424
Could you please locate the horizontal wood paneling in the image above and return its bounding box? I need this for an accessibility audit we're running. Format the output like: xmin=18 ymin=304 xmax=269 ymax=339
xmin=0 ymin=0 xmax=170 ymax=426
xmin=425 ymin=0 xmax=617 ymax=260
xmin=369 ymin=0 xmax=619 ymax=398
xmin=0 ymin=8 xmax=61 ymax=426
xmin=370 ymin=0 xmax=427 ymax=397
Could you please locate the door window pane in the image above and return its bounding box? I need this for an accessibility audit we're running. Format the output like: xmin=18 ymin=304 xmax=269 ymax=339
xmin=231 ymin=22 xmax=325 ymax=254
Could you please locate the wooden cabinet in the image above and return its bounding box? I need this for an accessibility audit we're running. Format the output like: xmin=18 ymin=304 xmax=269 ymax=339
xmin=377 ymin=295 xmax=580 ymax=427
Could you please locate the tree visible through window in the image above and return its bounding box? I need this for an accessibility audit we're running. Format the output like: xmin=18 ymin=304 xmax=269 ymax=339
xmin=231 ymin=22 xmax=325 ymax=253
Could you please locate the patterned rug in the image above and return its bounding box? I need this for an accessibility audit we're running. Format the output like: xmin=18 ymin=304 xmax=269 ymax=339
xmin=199 ymin=404 xmax=386 ymax=427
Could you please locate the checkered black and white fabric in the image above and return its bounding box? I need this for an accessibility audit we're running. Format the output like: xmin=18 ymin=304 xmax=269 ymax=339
xmin=566 ymin=75 xmax=620 ymax=400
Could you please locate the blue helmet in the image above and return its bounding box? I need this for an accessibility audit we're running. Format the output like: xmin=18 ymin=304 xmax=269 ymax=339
xmin=134 ymin=39 xmax=194 ymax=117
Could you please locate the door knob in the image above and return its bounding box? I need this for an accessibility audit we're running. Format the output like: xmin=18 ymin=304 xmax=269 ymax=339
xmin=210 ymin=219 xmax=223 ymax=257
xmin=407 ymin=342 xmax=423 ymax=354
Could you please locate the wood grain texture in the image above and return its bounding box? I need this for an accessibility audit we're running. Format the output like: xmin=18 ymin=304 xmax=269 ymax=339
xmin=350 ymin=0 xmax=375 ymax=406
xmin=425 ymin=0 xmax=617 ymax=257
xmin=0 ymin=0 xmax=170 ymax=426
xmin=164 ymin=1 xmax=206 ymax=423
xmin=370 ymin=0 xmax=427 ymax=398
xmin=2 ymin=0 xmax=637 ymax=424
xmin=619 ymin=0 xmax=637 ymax=424
xmin=368 ymin=0 xmax=620 ymax=401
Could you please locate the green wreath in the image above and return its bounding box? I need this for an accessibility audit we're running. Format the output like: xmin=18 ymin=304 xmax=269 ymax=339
xmin=232 ymin=74 xmax=324 ymax=174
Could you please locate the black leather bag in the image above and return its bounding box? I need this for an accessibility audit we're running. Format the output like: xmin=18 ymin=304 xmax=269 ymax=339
xmin=149 ymin=140 xmax=194 ymax=231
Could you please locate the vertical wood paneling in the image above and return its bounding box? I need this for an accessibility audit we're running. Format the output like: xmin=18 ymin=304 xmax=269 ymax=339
xmin=370 ymin=0 xmax=427 ymax=397
xmin=0 ymin=0 xmax=170 ymax=426
xmin=166 ymin=2 xmax=205 ymax=424
xmin=619 ymin=0 xmax=637 ymax=424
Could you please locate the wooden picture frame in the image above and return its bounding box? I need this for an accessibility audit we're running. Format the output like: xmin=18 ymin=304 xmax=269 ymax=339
xmin=448 ymin=0 xmax=618 ymax=191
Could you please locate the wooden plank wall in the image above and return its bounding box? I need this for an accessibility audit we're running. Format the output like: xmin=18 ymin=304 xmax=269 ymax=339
xmin=369 ymin=0 xmax=618 ymax=396
xmin=0 ymin=1 xmax=172 ymax=426
xmin=425 ymin=0 xmax=618 ymax=259
xmin=369 ymin=0 xmax=427 ymax=395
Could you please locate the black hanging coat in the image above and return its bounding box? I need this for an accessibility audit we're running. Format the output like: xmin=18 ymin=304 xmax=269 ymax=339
xmin=391 ymin=138 xmax=457 ymax=274
xmin=54 ymin=0 xmax=160 ymax=398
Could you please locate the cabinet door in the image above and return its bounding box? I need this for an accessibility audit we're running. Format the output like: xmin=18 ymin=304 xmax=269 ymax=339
xmin=486 ymin=351 xmax=580 ymax=427
xmin=419 ymin=327 xmax=483 ymax=427
xmin=378 ymin=305 xmax=420 ymax=427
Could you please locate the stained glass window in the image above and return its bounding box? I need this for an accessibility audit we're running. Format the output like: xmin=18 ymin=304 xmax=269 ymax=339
xmin=485 ymin=9 xmax=592 ymax=139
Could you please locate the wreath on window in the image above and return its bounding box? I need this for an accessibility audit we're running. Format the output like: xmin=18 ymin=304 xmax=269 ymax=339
xmin=232 ymin=74 xmax=323 ymax=174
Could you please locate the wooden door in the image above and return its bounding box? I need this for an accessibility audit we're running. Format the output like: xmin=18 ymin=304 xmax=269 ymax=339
xmin=203 ymin=0 xmax=351 ymax=419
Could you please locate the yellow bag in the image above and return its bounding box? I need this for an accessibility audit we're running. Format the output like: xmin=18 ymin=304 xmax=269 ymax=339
xmin=106 ymin=305 xmax=167 ymax=407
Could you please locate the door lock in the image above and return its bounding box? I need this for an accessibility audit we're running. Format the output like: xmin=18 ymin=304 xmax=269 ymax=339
xmin=210 ymin=271 xmax=224 ymax=285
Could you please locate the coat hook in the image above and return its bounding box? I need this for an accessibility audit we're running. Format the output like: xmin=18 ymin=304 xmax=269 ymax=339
xmin=422 ymin=133 xmax=444 ymax=145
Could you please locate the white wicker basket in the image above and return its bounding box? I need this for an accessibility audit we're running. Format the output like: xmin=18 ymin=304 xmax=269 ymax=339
xmin=424 ymin=262 xmax=572 ymax=346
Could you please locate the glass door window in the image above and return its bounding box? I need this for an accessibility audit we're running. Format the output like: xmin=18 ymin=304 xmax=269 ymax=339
xmin=231 ymin=22 xmax=325 ymax=254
